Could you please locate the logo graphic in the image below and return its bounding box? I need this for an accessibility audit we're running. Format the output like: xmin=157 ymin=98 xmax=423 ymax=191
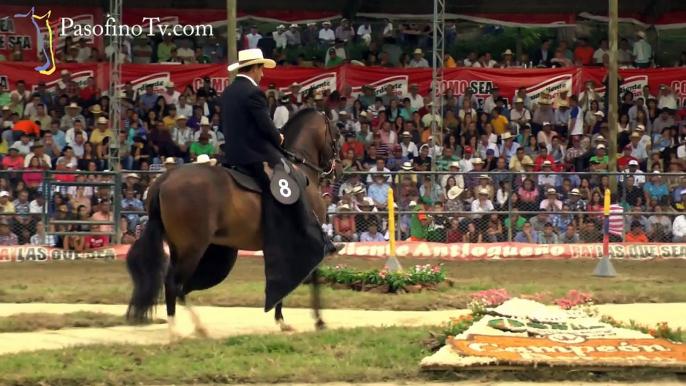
xmin=1 ymin=7 xmax=61 ymax=75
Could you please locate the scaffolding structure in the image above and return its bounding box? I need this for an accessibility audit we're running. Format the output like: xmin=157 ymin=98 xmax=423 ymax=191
xmin=429 ymin=0 xmax=445 ymax=180
xmin=107 ymin=0 xmax=123 ymax=170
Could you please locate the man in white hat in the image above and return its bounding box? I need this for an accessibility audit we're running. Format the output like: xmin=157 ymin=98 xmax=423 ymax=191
xmin=162 ymin=81 xmax=180 ymax=105
xmin=90 ymin=117 xmax=114 ymax=146
xmin=285 ymin=24 xmax=301 ymax=47
xmin=409 ymin=48 xmax=429 ymax=68
xmin=274 ymin=25 xmax=288 ymax=49
xmin=633 ymin=31 xmax=652 ymax=69
xmin=318 ymin=21 xmax=335 ymax=45
xmin=193 ymin=116 xmax=217 ymax=145
xmin=60 ymin=102 xmax=85 ymax=131
xmin=172 ymin=115 xmax=193 ymax=162
xmin=223 ymin=48 xmax=341 ymax=309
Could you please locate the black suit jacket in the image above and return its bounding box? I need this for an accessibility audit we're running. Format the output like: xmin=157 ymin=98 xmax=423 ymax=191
xmin=532 ymin=49 xmax=552 ymax=68
xmin=221 ymin=76 xmax=283 ymax=165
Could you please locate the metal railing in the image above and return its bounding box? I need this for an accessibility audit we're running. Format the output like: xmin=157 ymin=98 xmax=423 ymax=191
xmin=0 ymin=169 xmax=683 ymax=246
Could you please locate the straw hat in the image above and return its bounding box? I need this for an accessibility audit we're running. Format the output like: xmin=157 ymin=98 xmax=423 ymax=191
xmin=501 ymin=132 xmax=513 ymax=140
xmin=66 ymin=102 xmax=82 ymax=112
xmin=471 ymin=158 xmax=484 ymax=165
xmin=89 ymin=104 xmax=102 ymax=114
xmin=97 ymin=117 xmax=108 ymax=124
xmin=502 ymin=49 xmax=514 ymax=56
xmin=447 ymin=186 xmax=464 ymax=200
xmin=413 ymin=48 xmax=423 ymax=55
xmin=200 ymin=116 xmax=211 ymax=126
xmin=227 ymin=48 xmax=276 ymax=72
xmin=401 ymin=161 xmax=413 ymax=171
xmin=194 ymin=154 xmax=217 ymax=165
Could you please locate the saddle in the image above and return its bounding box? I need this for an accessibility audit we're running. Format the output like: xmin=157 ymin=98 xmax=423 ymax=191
xmin=224 ymin=158 xmax=309 ymax=205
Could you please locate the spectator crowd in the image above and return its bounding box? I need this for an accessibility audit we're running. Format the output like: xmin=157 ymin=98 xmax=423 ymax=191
xmin=0 ymin=21 xmax=685 ymax=248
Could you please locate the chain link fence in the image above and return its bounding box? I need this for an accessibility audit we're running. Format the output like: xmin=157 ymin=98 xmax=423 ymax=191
xmin=327 ymin=170 xmax=686 ymax=243
xmin=3 ymin=169 xmax=685 ymax=247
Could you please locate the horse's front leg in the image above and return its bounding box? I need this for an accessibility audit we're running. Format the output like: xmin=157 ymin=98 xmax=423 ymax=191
xmin=274 ymin=302 xmax=295 ymax=331
xmin=310 ymin=269 xmax=326 ymax=330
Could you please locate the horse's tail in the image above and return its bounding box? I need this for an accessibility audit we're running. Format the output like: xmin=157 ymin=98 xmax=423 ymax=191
xmin=126 ymin=186 xmax=167 ymax=323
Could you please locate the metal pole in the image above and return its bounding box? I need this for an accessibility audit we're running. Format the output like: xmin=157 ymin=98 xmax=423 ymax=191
xmin=108 ymin=0 xmax=122 ymax=170
xmin=607 ymin=0 xmax=619 ymax=193
xmin=42 ymin=170 xmax=49 ymax=245
xmin=113 ymin=172 xmax=122 ymax=244
xmin=430 ymin=0 xmax=445 ymax=182
xmin=227 ymin=0 xmax=237 ymax=64
xmin=507 ymin=172 xmax=513 ymax=242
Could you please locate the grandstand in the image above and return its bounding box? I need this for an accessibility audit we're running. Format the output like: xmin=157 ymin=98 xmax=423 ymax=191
xmin=0 ymin=3 xmax=685 ymax=252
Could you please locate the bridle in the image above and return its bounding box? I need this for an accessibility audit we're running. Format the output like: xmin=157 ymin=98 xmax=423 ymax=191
xmin=283 ymin=112 xmax=340 ymax=179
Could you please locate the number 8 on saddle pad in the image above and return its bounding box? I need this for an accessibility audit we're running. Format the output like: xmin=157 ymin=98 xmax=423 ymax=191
xmin=270 ymin=162 xmax=300 ymax=205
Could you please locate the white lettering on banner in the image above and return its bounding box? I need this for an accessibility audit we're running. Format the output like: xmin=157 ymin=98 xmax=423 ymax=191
xmin=30 ymin=70 xmax=94 ymax=93
xmin=124 ymin=72 xmax=171 ymax=95
xmin=670 ymin=80 xmax=686 ymax=107
xmin=350 ymin=75 xmax=408 ymax=99
xmin=278 ymin=72 xmax=338 ymax=97
xmin=595 ymin=75 xmax=648 ymax=100
xmin=193 ymin=77 xmax=230 ymax=93
xmin=525 ymin=74 xmax=574 ymax=103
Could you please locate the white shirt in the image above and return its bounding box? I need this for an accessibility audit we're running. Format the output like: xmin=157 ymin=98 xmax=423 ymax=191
xmin=274 ymin=31 xmax=287 ymax=49
xmin=357 ymin=25 xmax=372 ymax=36
xmin=65 ymin=129 xmax=88 ymax=147
xmin=471 ymin=199 xmax=494 ymax=214
xmin=77 ymin=46 xmax=91 ymax=62
xmin=477 ymin=142 xmax=499 ymax=159
xmin=472 ymin=60 xmax=497 ymax=68
xmin=176 ymin=103 xmax=193 ymax=118
xmin=273 ymin=105 xmax=290 ymax=129
xmin=482 ymin=96 xmax=498 ymax=114
xmin=406 ymin=94 xmax=424 ymax=110
xmin=383 ymin=23 xmax=393 ymax=36
xmin=177 ymin=47 xmax=194 ymax=62
xmin=459 ymin=108 xmax=478 ymax=120
xmin=246 ymin=33 xmax=262 ymax=49
xmin=672 ymin=215 xmax=686 ymax=237
xmin=401 ymin=141 xmax=419 ymax=158
xmin=23 ymin=153 xmax=52 ymax=168
xmin=162 ymin=90 xmax=180 ymax=105
xmin=658 ymin=94 xmax=678 ymax=110
xmin=460 ymin=158 xmax=474 ymax=172
xmin=29 ymin=200 xmax=44 ymax=214
xmin=593 ymin=48 xmax=609 ymax=63
xmin=366 ymin=166 xmax=392 ymax=184
xmin=621 ymin=169 xmax=645 ymax=186
xmin=318 ymin=28 xmax=335 ymax=42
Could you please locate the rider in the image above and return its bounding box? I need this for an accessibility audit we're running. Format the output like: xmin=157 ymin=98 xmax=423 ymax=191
xmin=221 ymin=49 xmax=340 ymax=311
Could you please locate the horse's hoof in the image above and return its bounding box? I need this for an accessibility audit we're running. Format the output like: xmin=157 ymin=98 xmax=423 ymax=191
xmin=194 ymin=325 xmax=209 ymax=338
xmin=315 ymin=319 xmax=327 ymax=331
xmin=277 ymin=320 xmax=296 ymax=332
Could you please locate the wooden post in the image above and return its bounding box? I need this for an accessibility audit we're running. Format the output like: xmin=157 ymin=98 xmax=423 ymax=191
xmin=607 ymin=0 xmax=619 ymax=193
xmin=227 ymin=0 xmax=237 ymax=65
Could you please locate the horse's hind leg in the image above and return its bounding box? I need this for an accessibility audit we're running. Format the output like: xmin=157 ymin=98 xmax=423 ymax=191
xmin=181 ymin=244 xmax=239 ymax=337
xmin=274 ymin=302 xmax=295 ymax=332
xmin=164 ymin=247 xmax=183 ymax=340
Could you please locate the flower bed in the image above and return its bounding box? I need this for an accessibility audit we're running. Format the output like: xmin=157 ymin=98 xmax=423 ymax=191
xmin=429 ymin=288 xmax=684 ymax=350
xmin=318 ymin=264 xmax=449 ymax=294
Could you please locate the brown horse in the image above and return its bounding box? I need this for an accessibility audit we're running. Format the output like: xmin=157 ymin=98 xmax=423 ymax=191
xmin=126 ymin=109 xmax=341 ymax=338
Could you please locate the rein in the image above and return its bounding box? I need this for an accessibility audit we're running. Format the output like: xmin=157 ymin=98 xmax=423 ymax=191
xmin=281 ymin=113 xmax=340 ymax=179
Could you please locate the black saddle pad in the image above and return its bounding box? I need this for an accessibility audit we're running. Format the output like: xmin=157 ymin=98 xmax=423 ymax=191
xmin=224 ymin=160 xmax=309 ymax=195
xmin=224 ymin=166 xmax=262 ymax=193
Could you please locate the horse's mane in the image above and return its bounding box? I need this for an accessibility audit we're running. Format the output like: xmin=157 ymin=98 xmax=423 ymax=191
xmin=281 ymin=108 xmax=319 ymax=145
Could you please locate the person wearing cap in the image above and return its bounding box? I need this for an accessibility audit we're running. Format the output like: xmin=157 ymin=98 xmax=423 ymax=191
xmin=588 ymin=144 xmax=609 ymax=171
xmin=326 ymin=46 xmax=344 ymax=67
xmin=409 ymin=199 xmax=432 ymax=241
xmin=342 ymin=132 xmax=365 ymax=160
xmin=409 ymin=48 xmax=429 ymax=68
xmin=273 ymin=95 xmax=292 ymax=130
xmin=618 ymin=144 xmax=638 ymax=170
xmin=273 ymin=25 xmax=288 ymax=49
xmin=625 ymin=159 xmax=645 ymax=186
xmin=632 ymin=31 xmax=652 ymax=69
xmin=318 ymin=21 xmax=335 ymax=45
xmin=385 ymin=144 xmax=407 ymax=171
xmin=628 ymin=131 xmax=649 ymax=162
xmin=284 ymin=24 xmax=302 ymax=47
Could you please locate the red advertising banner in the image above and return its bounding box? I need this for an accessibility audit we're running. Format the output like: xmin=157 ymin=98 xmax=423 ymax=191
xmin=0 ymin=6 xmax=103 ymax=62
xmin=0 ymin=242 xmax=684 ymax=263
xmin=0 ymin=63 xmax=685 ymax=110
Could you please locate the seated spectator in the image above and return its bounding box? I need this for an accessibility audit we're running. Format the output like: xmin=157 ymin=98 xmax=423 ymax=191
xmin=0 ymin=220 xmax=18 ymax=245
xmin=360 ymin=220 xmax=385 ymax=242
xmin=2 ymin=144 xmax=24 ymax=170
xmin=626 ymin=221 xmax=649 ymax=243
xmin=514 ymin=221 xmax=538 ymax=243
xmin=333 ymin=204 xmax=358 ymax=242
xmin=538 ymin=222 xmax=559 ymax=244
xmin=558 ymin=224 xmax=580 ymax=243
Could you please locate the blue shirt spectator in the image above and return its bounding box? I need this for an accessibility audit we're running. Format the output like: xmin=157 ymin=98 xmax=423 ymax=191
xmin=644 ymin=177 xmax=670 ymax=201
xmin=368 ymin=181 xmax=391 ymax=206
xmin=360 ymin=231 xmax=386 ymax=242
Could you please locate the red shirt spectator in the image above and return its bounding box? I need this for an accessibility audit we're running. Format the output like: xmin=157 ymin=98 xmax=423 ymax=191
xmin=341 ymin=136 xmax=364 ymax=159
xmin=12 ymin=120 xmax=41 ymax=137
xmin=2 ymin=154 xmax=24 ymax=170
xmin=534 ymin=155 xmax=555 ymax=171
xmin=574 ymin=45 xmax=594 ymax=65
xmin=617 ymin=145 xmax=638 ymax=169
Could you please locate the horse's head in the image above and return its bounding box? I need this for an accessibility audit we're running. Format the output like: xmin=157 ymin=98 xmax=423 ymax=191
xmin=282 ymin=109 xmax=342 ymax=181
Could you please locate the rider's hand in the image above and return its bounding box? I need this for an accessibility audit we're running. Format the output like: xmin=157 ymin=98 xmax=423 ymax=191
xmin=280 ymin=133 xmax=284 ymax=145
